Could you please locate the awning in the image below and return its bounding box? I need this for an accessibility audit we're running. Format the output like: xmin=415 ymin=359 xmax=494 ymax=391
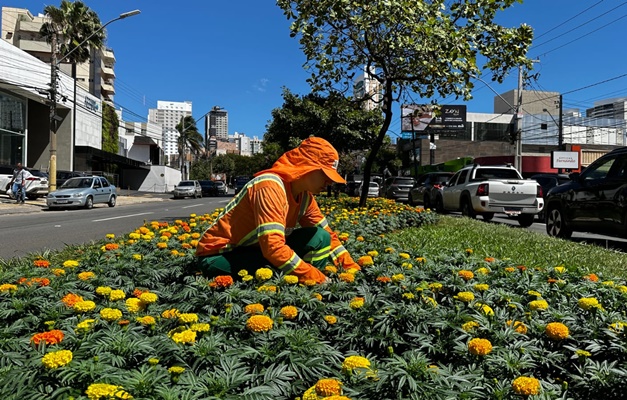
xmin=133 ymin=136 xmax=158 ymax=146
xmin=75 ymin=146 xmax=150 ymax=170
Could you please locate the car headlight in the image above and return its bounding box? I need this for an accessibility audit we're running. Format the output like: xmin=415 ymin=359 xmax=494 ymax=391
xmin=73 ymin=193 xmax=84 ymax=198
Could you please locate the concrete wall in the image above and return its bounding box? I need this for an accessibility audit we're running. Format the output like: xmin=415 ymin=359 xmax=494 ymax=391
xmin=125 ymin=165 xmax=181 ymax=193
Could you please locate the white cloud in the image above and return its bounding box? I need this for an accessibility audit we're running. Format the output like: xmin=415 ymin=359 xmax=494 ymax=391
xmin=253 ymin=78 xmax=269 ymax=92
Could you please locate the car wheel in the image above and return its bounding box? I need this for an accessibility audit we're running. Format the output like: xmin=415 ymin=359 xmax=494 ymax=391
xmin=546 ymin=206 xmax=572 ymax=238
xmin=108 ymin=195 xmax=116 ymax=207
xmin=84 ymin=196 xmax=93 ymax=209
xmin=518 ymin=214 xmax=534 ymax=227
xmin=482 ymin=212 xmax=494 ymax=221
xmin=435 ymin=195 xmax=447 ymax=214
xmin=460 ymin=198 xmax=476 ymax=219
xmin=27 ymin=194 xmax=38 ymax=200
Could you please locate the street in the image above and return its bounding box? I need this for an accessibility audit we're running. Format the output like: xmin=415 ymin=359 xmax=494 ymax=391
xmin=0 ymin=196 xmax=231 ymax=260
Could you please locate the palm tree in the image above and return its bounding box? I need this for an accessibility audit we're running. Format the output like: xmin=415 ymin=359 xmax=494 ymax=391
xmin=176 ymin=116 xmax=204 ymax=179
xmin=40 ymin=1 xmax=104 ymax=65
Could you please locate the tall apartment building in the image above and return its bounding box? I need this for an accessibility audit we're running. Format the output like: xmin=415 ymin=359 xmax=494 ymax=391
xmin=205 ymin=106 xmax=228 ymax=141
xmin=353 ymin=66 xmax=382 ymax=111
xmin=1 ymin=6 xmax=117 ymax=102
xmin=148 ymin=100 xmax=192 ymax=163
xmin=586 ymin=98 xmax=627 ymax=120
xmin=494 ymin=89 xmax=561 ymax=116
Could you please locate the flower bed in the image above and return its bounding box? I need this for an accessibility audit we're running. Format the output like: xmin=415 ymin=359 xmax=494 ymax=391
xmin=0 ymin=197 xmax=625 ymax=399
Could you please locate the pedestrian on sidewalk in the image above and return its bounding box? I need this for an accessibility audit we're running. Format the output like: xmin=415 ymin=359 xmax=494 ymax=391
xmin=194 ymin=137 xmax=361 ymax=284
xmin=8 ymin=163 xmax=31 ymax=204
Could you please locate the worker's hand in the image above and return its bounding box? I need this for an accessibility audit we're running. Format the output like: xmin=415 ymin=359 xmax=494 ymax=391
xmin=342 ymin=260 xmax=361 ymax=271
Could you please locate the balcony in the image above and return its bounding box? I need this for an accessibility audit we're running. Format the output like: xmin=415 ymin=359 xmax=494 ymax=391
xmin=101 ymin=81 xmax=116 ymax=96
xmin=101 ymin=48 xmax=115 ymax=63
xmin=17 ymin=39 xmax=50 ymax=53
xmin=101 ymin=61 xmax=115 ymax=78
xmin=17 ymin=20 xmax=42 ymax=33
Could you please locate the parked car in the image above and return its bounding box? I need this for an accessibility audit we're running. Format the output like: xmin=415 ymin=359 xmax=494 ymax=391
xmin=1 ymin=167 xmax=49 ymax=200
xmin=381 ymin=176 xmax=416 ymax=202
xmin=214 ymin=180 xmax=228 ymax=195
xmin=529 ymin=173 xmax=570 ymax=220
xmin=409 ymin=172 xmax=454 ymax=208
xmin=199 ymin=180 xmax=218 ymax=197
xmin=234 ymin=176 xmax=252 ymax=195
xmin=358 ymin=181 xmax=379 ymax=197
xmin=545 ymin=147 xmax=627 ymax=239
xmin=57 ymin=170 xmax=89 ymax=188
xmin=46 ymin=176 xmax=117 ymax=209
xmin=173 ymin=180 xmax=202 ymax=199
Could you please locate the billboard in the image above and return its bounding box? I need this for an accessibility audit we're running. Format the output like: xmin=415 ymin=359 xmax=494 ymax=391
xmin=401 ymin=104 xmax=466 ymax=133
xmin=551 ymin=151 xmax=579 ymax=170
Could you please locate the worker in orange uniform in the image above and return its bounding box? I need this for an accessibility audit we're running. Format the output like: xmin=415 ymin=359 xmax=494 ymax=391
xmin=195 ymin=137 xmax=361 ymax=284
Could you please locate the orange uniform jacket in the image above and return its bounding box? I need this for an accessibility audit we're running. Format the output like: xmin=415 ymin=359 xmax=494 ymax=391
xmin=196 ymin=173 xmax=357 ymax=282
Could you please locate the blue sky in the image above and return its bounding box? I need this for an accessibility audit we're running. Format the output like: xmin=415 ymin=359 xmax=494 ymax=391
xmin=11 ymin=0 xmax=627 ymax=142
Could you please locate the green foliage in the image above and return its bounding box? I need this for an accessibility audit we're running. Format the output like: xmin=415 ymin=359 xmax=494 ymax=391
xmin=101 ymin=102 xmax=119 ymax=154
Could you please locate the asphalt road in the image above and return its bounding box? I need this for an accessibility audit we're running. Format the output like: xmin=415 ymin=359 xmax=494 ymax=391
xmin=0 ymin=196 xmax=232 ymax=260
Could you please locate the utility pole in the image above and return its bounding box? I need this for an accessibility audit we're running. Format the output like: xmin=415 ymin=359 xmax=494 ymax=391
xmin=48 ymin=33 xmax=58 ymax=191
xmin=558 ymin=94 xmax=564 ymax=173
xmin=409 ymin=113 xmax=418 ymax=178
xmin=514 ymin=65 xmax=523 ymax=172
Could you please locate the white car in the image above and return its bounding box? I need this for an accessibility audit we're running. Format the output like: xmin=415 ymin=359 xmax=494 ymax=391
xmin=1 ymin=167 xmax=49 ymax=200
xmin=358 ymin=181 xmax=379 ymax=198
xmin=173 ymin=180 xmax=202 ymax=199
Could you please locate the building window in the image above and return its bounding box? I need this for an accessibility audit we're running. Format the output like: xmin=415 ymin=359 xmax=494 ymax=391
xmin=0 ymin=90 xmax=27 ymax=165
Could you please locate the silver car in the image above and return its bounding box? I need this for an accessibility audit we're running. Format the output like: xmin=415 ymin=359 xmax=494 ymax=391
xmin=173 ymin=180 xmax=202 ymax=199
xmin=46 ymin=176 xmax=117 ymax=209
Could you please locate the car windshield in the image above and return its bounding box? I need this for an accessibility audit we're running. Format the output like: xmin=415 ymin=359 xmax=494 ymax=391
xmin=393 ymin=178 xmax=415 ymax=185
xmin=61 ymin=178 xmax=93 ymax=188
xmin=178 ymin=181 xmax=194 ymax=187
xmin=473 ymin=169 xmax=520 ymax=180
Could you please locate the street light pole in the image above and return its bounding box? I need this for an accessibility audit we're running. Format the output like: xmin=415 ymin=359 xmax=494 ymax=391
xmin=48 ymin=9 xmax=140 ymax=191
xmin=543 ymin=98 xmax=564 ymax=173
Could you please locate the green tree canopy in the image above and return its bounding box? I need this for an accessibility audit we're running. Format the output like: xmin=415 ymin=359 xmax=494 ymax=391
xmin=277 ymin=0 xmax=533 ymax=205
xmin=176 ymin=116 xmax=204 ymax=175
xmin=264 ymin=88 xmax=383 ymax=155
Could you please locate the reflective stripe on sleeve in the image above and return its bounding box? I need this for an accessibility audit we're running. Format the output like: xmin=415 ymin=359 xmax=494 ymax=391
xmin=330 ymin=244 xmax=349 ymax=262
xmin=238 ymin=222 xmax=285 ymax=247
xmin=314 ymin=217 xmax=329 ymax=229
xmin=277 ymin=252 xmax=303 ymax=274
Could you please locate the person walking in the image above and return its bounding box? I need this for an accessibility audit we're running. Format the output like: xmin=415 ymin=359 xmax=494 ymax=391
xmin=195 ymin=137 xmax=361 ymax=284
xmin=9 ymin=163 xmax=30 ymax=204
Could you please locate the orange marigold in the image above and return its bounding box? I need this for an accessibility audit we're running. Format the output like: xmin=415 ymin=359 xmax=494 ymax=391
xmin=376 ymin=276 xmax=391 ymax=283
xmin=280 ymin=305 xmax=298 ymax=320
xmin=357 ymin=256 xmax=374 ymax=267
xmin=33 ymin=259 xmax=50 ymax=268
xmin=246 ymin=315 xmax=273 ymax=332
xmin=209 ymin=275 xmax=234 ymax=289
xmin=315 ymin=378 xmax=343 ymax=397
xmin=244 ymin=303 xmax=265 ymax=315
xmin=104 ymin=243 xmax=119 ymax=251
xmin=512 ymin=376 xmax=541 ymax=396
xmin=545 ymin=322 xmax=569 ymax=341
xmin=458 ymin=270 xmax=474 ymax=281
xmin=338 ymin=273 xmax=355 ymax=283
xmin=61 ymin=293 xmax=84 ymax=307
xmin=468 ymin=338 xmax=493 ymax=356
xmin=484 ymin=257 xmax=496 ymax=262
xmin=31 ymin=330 xmax=64 ymax=345
xmin=584 ymin=273 xmax=599 ymax=282
xmin=506 ymin=320 xmax=528 ymax=334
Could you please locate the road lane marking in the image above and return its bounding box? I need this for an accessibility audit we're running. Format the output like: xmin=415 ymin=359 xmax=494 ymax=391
xmin=92 ymin=212 xmax=154 ymax=222
xmin=182 ymin=204 xmax=204 ymax=209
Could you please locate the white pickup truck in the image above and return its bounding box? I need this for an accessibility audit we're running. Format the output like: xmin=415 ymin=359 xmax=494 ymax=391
xmin=435 ymin=164 xmax=544 ymax=227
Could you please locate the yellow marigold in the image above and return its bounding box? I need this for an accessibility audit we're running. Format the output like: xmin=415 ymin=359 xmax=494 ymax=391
xmin=529 ymin=299 xmax=549 ymax=311
xmin=349 ymin=297 xmax=365 ymax=309
xmin=148 ymin=358 xmax=159 ymax=366
xmin=356 ymin=236 xmax=365 ymax=241
xmin=100 ymin=308 xmax=123 ymax=322
xmin=244 ymin=303 xmax=265 ymax=315
xmin=246 ymin=315 xmax=274 ymax=332
xmin=129 ymin=233 xmax=141 ymax=240
xmin=258 ymin=285 xmax=278 ymax=292
xmin=139 ymin=292 xmax=158 ymax=304
xmin=391 ymin=274 xmax=405 ymax=282
xmin=339 ymin=273 xmax=355 ymax=283
xmin=156 ymin=242 xmax=168 ymax=249
xmin=455 ymin=291 xmax=475 ymax=303
xmin=554 ymin=266 xmax=566 ymax=274
xmin=512 ymin=376 xmax=541 ymax=396
xmin=468 ymin=338 xmax=493 ymax=356
xmin=422 ymin=296 xmax=438 ymax=307
xmin=617 ymin=285 xmax=627 ymax=293
xmin=312 ymin=293 xmax=323 ymax=301
xmin=171 ymin=329 xmax=197 ymax=344
xmin=367 ymin=250 xmax=378 ymax=257
xmin=357 ymin=256 xmax=374 ymax=267
xmin=399 ymin=252 xmax=410 ymax=259
xmin=42 ymin=349 xmax=73 ymax=369
xmin=78 ymin=271 xmax=95 ymax=281
xmin=475 ymin=267 xmax=489 ymax=275
xmin=324 ymin=265 xmax=338 ymax=274
xmin=384 ymin=247 xmax=395 ymax=253
xmin=52 ymin=268 xmax=65 ymax=276
xmin=546 ymin=322 xmax=569 ymax=340
xmin=415 ymin=257 xmax=426 ymax=263
xmin=576 ymin=349 xmax=591 ymax=357
xmin=75 ymin=319 xmax=96 ymax=332
xmin=178 ymin=313 xmax=199 ymax=324
xmin=136 ymin=316 xmax=156 ymax=326
xmin=255 ymin=268 xmax=273 ymax=281
xmin=458 ymin=270 xmax=474 ymax=281
xmin=506 ymin=320 xmax=528 ymax=334
xmin=63 ymin=260 xmax=79 ymax=268
xmin=0 ymin=283 xmax=17 ymax=292
xmin=462 ymin=321 xmax=480 ymax=332
xmin=315 ymin=378 xmax=343 ymax=396
xmin=402 ymin=292 xmax=415 ymax=300
xmin=109 ymin=289 xmax=126 ymax=301
xmin=243 ymin=275 xmax=253 ymax=282
xmin=73 ymin=300 xmax=96 ymax=313
xmin=168 ymin=366 xmax=185 ymax=374
xmin=428 ymin=282 xmax=443 ymax=292
xmin=161 ymin=308 xmax=180 ymax=319
xmin=474 ymin=284 xmax=489 ymax=292
xmin=609 ymin=321 xmax=627 ymax=333
xmin=342 ymin=355 xmax=371 ymax=373
xmin=324 ymin=315 xmax=337 ymax=324
xmin=527 ymin=290 xmax=542 ymax=297
xmin=95 ymin=286 xmax=112 ymax=296
xmin=283 ymin=275 xmax=299 ymax=284
xmin=132 ymin=253 xmax=142 ymax=260
xmin=504 ymin=267 xmax=516 ymax=273
xmin=238 ymin=269 xmax=249 ymax=277
xmin=602 ymin=280 xmax=614 ymax=287
xmin=578 ymin=297 xmax=601 ymax=311
xmin=280 ymin=306 xmax=298 ymax=320
xmin=85 ymin=383 xmax=133 ymax=400
xmin=477 ymin=303 xmax=494 ymax=316
xmin=125 ymin=298 xmax=145 ymax=313
xmin=190 ymin=323 xmax=210 ymax=332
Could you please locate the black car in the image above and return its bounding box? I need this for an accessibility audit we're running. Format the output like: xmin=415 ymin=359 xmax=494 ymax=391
xmin=408 ymin=172 xmax=454 ymax=209
xmin=57 ymin=170 xmax=89 ymax=188
xmin=545 ymin=147 xmax=627 ymax=239
xmin=199 ymin=180 xmax=218 ymax=197
xmin=530 ymin=173 xmax=570 ymax=220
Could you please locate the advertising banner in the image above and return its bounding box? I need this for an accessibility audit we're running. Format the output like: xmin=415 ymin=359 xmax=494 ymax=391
xmin=551 ymin=151 xmax=579 ymax=170
xmin=401 ymin=104 xmax=466 ymax=133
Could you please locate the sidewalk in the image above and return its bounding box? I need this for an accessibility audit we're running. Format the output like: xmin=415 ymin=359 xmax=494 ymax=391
xmin=0 ymin=190 xmax=168 ymax=215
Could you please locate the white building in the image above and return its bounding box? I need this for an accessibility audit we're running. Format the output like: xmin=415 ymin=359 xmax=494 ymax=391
xmin=586 ymin=97 xmax=627 ymax=120
xmin=229 ymin=132 xmax=251 ymax=157
xmin=250 ymin=136 xmax=263 ymax=155
xmin=148 ymin=100 xmax=192 ymax=162
xmin=353 ymin=66 xmax=382 ymax=111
